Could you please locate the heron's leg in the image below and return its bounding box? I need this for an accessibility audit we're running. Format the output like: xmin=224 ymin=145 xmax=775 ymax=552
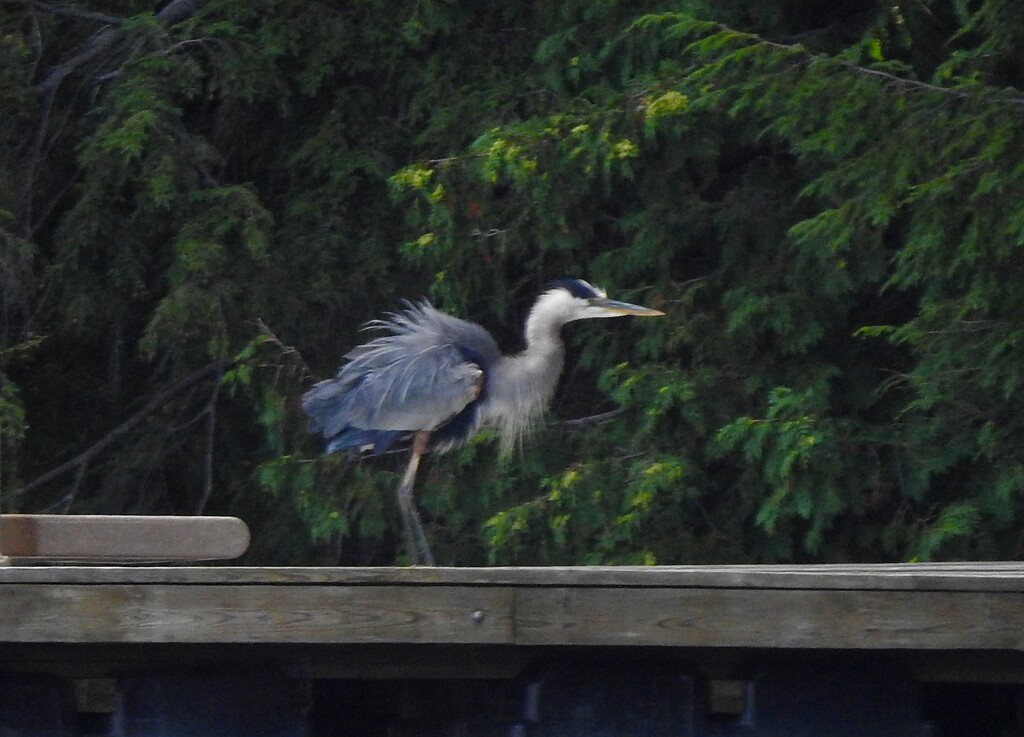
xmin=395 ymin=451 xmax=423 ymax=564
xmin=395 ymin=431 xmax=435 ymax=566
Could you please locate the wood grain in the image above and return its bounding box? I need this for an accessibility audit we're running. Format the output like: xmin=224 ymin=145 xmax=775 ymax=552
xmin=0 ymin=515 xmax=249 ymax=561
xmin=1 ymin=575 xmax=1023 ymax=651
xmin=0 ymin=584 xmax=512 ymax=645
xmin=5 ymin=563 xmax=1024 ymax=591
xmin=511 ymin=587 xmax=1024 ymax=650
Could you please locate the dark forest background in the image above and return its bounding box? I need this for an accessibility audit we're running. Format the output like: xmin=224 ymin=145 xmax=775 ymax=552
xmin=3 ymin=0 xmax=1024 ymax=565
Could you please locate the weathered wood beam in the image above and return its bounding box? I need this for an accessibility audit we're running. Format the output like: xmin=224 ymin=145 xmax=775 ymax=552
xmin=0 ymin=515 xmax=249 ymax=561
xmin=0 ymin=577 xmax=1022 ymax=650
xmin=3 ymin=563 xmax=1024 ymax=591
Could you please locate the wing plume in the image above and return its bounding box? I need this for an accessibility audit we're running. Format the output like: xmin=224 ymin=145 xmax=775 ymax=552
xmin=302 ymin=301 xmax=499 ymax=453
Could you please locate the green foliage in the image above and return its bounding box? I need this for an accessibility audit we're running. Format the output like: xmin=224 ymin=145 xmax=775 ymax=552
xmin=6 ymin=0 xmax=1024 ymax=564
xmin=714 ymin=387 xmax=848 ymax=555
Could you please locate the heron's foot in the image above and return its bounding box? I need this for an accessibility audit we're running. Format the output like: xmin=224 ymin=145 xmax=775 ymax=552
xmin=398 ymin=508 xmax=429 ymax=565
xmin=412 ymin=522 xmax=436 ymax=566
xmin=401 ymin=516 xmax=435 ymax=565
xmin=405 ymin=503 xmax=435 ymax=566
xmin=397 ymin=481 xmax=435 ymax=566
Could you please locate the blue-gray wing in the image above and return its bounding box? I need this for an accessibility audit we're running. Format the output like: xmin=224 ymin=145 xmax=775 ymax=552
xmin=302 ymin=301 xmax=500 ymax=450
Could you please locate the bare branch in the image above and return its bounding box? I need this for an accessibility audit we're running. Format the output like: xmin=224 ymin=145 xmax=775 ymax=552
xmin=33 ymin=25 xmax=121 ymax=95
xmin=33 ymin=0 xmax=209 ymax=95
xmin=26 ymin=7 xmax=43 ymax=74
xmin=13 ymin=361 xmax=225 ymax=499
xmin=470 ymin=228 xmax=509 ymax=239
xmin=558 ymin=407 xmax=626 ymax=428
xmin=256 ymin=318 xmax=317 ymax=384
xmin=193 ymin=377 xmax=221 ymax=515
xmin=154 ymin=0 xmax=204 ymax=26
xmin=744 ymin=32 xmax=1024 ymax=108
xmin=38 ymin=459 xmax=89 ymax=512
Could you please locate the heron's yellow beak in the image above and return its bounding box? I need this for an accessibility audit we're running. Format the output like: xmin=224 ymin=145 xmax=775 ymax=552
xmin=591 ymin=298 xmax=665 ymax=317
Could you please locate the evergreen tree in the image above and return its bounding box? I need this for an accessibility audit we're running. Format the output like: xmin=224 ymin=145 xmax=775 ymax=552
xmin=2 ymin=0 xmax=1024 ymax=564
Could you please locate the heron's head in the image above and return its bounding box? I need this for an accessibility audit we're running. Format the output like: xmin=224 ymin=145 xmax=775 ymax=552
xmin=541 ymin=278 xmax=665 ymax=322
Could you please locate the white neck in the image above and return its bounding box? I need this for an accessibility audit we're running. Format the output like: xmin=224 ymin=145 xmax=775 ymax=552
xmin=482 ymin=291 xmax=576 ymax=454
xmin=524 ymin=289 xmax=579 ymax=351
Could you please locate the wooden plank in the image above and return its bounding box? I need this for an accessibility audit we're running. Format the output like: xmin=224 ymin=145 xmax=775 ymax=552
xmin=0 ymin=515 xmax=249 ymax=561
xmin=511 ymin=587 xmax=1024 ymax=650
xmin=0 ymin=584 xmax=512 ymax=645
xmin=1 ymin=580 xmax=1022 ymax=650
xmin=5 ymin=563 xmax=1024 ymax=592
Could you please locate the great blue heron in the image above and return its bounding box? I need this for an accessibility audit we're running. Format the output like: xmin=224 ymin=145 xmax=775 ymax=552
xmin=302 ymin=279 xmax=664 ymax=564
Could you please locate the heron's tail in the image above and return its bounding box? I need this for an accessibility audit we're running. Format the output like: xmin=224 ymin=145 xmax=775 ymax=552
xmin=301 ymin=378 xmax=351 ymax=437
xmin=301 ymin=379 xmax=404 ymax=454
xmin=326 ymin=427 xmax=405 ymax=454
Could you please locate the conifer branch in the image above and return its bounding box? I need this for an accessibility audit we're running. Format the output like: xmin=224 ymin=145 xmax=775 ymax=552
xmin=723 ymin=25 xmax=1024 ymax=108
